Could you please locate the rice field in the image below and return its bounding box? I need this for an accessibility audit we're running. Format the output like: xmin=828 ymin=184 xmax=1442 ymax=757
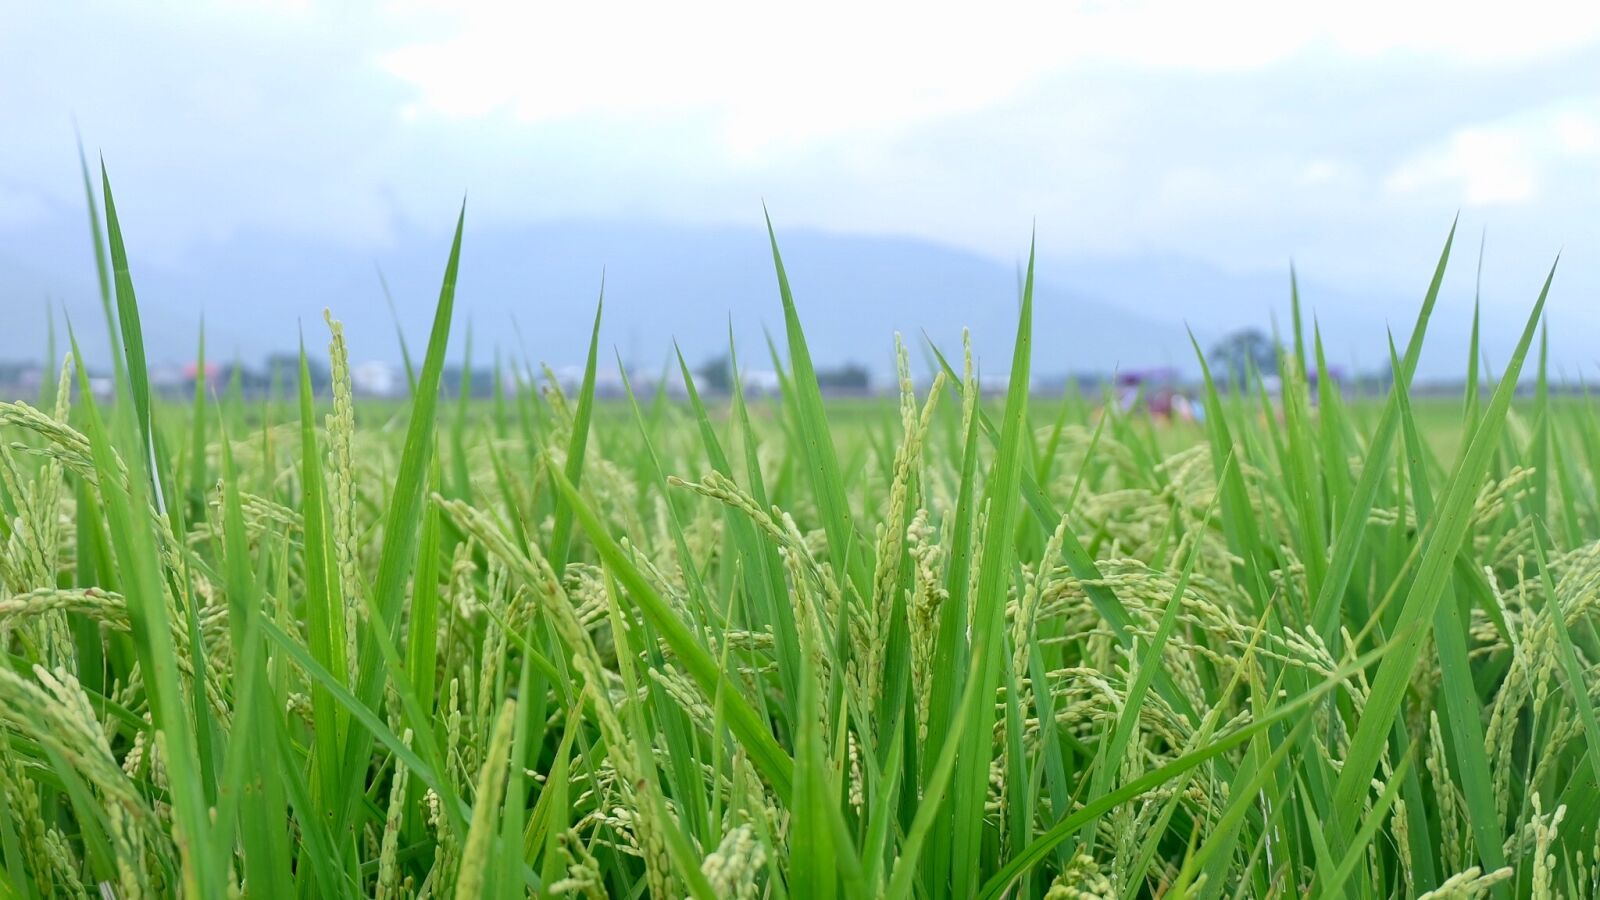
xmin=1 ymin=173 xmax=1597 ymax=900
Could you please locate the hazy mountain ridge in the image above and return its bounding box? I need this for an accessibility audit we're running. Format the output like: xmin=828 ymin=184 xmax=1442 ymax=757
xmin=0 ymin=218 xmax=1475 ymax=380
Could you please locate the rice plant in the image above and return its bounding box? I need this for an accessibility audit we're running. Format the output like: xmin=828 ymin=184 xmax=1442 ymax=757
xmin=0 ymin=171 xmax=1597 ymax=899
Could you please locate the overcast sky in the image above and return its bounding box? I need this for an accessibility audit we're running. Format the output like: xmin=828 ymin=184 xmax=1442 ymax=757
xmin=3 ymin=0 xmax=1599 ymax=368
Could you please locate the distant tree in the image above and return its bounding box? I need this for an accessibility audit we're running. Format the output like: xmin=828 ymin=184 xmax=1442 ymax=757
xmin=696 ymin=354 xmax=732 ymax=394
xmin=263 ymin=353 xmax=330 ymax=392
xmin=443 ymin=365 xmax=494 ymax=398
xmin=216 ymin=360 xmax=266 ymax=395
xmin=815 ymin=362 xmax=871 ymax=393
xmin=1208 ymin=329 xmax=1277 ymax=385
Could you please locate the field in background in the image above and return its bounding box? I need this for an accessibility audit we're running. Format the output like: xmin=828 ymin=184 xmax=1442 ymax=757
xmin=1 ymin=176 xmax=1598 ymax=899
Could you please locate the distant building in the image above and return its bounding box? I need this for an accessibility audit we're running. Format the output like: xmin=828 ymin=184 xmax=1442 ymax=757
xmin=0 ymin=363 xmax=45 ymax=399
xmin=148 ymin=362 xmax=187 ymax=392
xmin=593 ymin=367 xmax=626 ymax=398
xmin=184 ymin=361 xmax=222 ymax=388
xmin=352 ymin=360 xmax=402 ymax=397
xmin=814 ymin=363 xmax=871 ymax=396
xmin=1307 ymin=366 xmax=1346 ymax=390
xmin=743 ymin=370 xmax=781 ymax=396
xmin=551 ymin=365 xmax=586 ymax=395
xmin=1114 ymin=368 xmax=1196 ymax=421
xmin=977 ymin=372 xmax=1011 ymax=396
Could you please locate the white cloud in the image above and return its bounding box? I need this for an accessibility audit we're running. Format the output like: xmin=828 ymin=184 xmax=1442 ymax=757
xmin=380 ymin=0 xmax=1600 ymax=152
xmin=1301 ymin=160 xmax=1357 ymax=186
xmin=1386 ymin=127 xmax=1538 ymax=205
xmin=1385 ymin=104 xmax=1600 ymax=207
xmin=1554 ymin=111 xmax=1600 ymax=153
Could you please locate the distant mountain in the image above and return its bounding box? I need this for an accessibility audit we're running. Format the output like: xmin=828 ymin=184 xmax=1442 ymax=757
xmin=1 ymin=220 xmax=1210 ymax=381
xmin=7 ymin=217 xmax=1503 ymax=384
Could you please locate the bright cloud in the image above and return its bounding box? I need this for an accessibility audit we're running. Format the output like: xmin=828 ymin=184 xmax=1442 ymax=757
xmin=1386 ymin=103 xmax=1600 ymax=207
xmin=381 ymin=0 xmax=1600 ymax=151
xmin=1387 ymin=127 xmax=1538 ymax=205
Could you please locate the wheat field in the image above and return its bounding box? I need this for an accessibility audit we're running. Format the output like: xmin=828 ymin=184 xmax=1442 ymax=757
xmin=0 ymin=171 xmax=1596 ymax=899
